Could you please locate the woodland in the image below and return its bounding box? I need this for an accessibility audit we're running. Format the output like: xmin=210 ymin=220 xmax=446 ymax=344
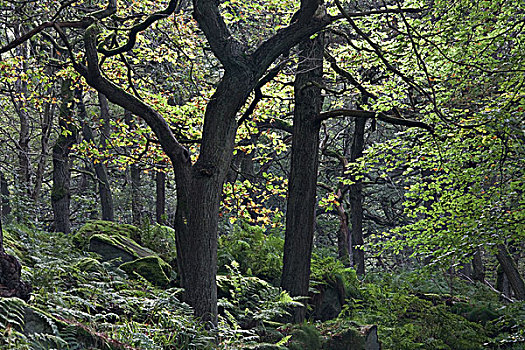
xmin=0 ymin=0 xmax=523 ymax=348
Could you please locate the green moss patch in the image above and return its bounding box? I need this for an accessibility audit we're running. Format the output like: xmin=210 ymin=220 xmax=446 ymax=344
xmin=120 ymin=256 xmax=171 ymax=287
xmin=73 ymin=220 xmax=141 ymax=248
xmin=88 ymin=233 xmax=156 ymax=263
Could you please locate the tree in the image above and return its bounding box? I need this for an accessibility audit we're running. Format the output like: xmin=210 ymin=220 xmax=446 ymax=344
xmin=51 ymin=79 xmax=77 ymax=234
xmin=0 ymin=0 xmax=335 ymax=323
xmin=281 ymin=31 xmax=325 ymax=323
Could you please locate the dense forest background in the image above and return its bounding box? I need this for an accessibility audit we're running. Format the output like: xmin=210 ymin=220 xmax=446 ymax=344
xmin=0 ymin=0 xmax=523 ymax=348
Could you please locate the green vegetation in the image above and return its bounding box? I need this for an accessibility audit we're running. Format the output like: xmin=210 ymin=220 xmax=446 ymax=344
xmin=0 ymin=0 xmax=523 ymax=348
xmin=1 ymin=222 xmax=524 ymax=349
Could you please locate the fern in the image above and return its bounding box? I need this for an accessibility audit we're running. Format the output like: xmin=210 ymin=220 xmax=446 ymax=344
xmin=0 ymin=297 xmax=26 ymax=331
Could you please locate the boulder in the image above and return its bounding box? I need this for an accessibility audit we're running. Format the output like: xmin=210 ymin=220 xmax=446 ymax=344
xmin=73 ymin=220 xmax=141 ymax=249
xmin=88 ymin=233 xmax=156 ymax=264
xmin=323 ymin=325 xmax=381 ymax=350
xmin=120 ymin=256 xmax=171 ymax=287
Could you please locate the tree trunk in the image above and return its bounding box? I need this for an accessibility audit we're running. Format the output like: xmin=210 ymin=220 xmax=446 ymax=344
xmin=13 ymin=33 xmax=31 ymax=197
xmin=96 ymin=93 xmax=115 ymax=221
xmin=0 ymin=171 xmax=10 ymax=217
xmin=173 ymin=72 xmax=252 ymax=325
xmin=349 ymin=117 xmax=366 ymax=275
xmin=156 ymin=170 xmax=166 ymax=224
xmin=51 ymin=80 xmax=76 ymax=234
xmin=336 ymin=190 xmax=351 ymax=267
xmin=471 ymin=249 xmax=485 ymax=282
xmin=496 ymin=264 xmax=511 ymax=298
xmin=77 ymin=90 xmax=115 ymax=221
xmin=131 ymin=165 xmax=142 ymax=225
xmin=281 ymin=33 xmax=324 ymax=323
xmin=496 ymin=244 xmax=525 ymax=300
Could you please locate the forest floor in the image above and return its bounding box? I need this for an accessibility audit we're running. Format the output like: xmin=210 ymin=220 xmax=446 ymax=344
xmin=0 ymin=221 xmax=524 ymax=349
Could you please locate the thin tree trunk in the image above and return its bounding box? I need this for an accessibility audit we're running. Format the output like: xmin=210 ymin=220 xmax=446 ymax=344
xmin=12 ymin=31 xmax=31 ymax=197
xmin=336 ymin=190 xmax=351 ymax=267
xmin=349 ymin=117 xmax=366 ymax=275
xmin=496 ymin=244 xmax=525 ymax=300
xmin=51 ymin=80 xmax=76 ymax=234
xmin=0 ymin=171 xmax=10 ymax=217
xmin=77 ymin=89 xmax=115 ymax=221
xmin=471 ymin=249 xmax=485 ymax=282
xmin=131 ymin=165 xmax=142 ymax=225
xmin=156 ymin=170 xmax=166 ymax=224
xmin=281 ymin=33 xmax=324 ymax=323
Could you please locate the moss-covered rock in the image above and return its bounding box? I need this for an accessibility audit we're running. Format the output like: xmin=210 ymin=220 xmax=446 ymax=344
xmin=120 ymin=256 xmax=171 ymax=287
xmin=73 ymin=220 xmax=141 ymax=248
xmin=74 ymin=257 xmax=105 ymax=273
xmin=88 ymin=233 xmax=156 ymax=263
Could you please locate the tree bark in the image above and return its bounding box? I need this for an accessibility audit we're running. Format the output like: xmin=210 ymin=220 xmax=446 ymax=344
xmin=336 ymin=189 xmax=351 ymax=267
xmin=281 ymin=33 xmax=324 ymax=323
xmin=51 ymin=80 xmax=76 ymax=234
xmin=349 ymin=117 xmax=366 ymax=275
xmin=0 ymin=171 xmax=10 ymax=217
xmin=131 ymin=165 xmax=142 ymax=225
xmin=13 ymin=32 xmax=31 ymax=197
xmin=471 ymin=249 xmax=485 ymax=282
xmin=156 ymin=170 xmax=166 ymax=224
xmin=496 ymin=244 xmax=525 ymax=300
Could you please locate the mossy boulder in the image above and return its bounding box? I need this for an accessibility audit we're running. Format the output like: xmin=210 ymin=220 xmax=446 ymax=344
xmin=120 ymin=256 xmax=171 ymax=287
xmin=73 ymin=220 xmax=141 ymax=248
xmin=74 ymin=257 xmax=105 ymax=273
xmin=88 ymin=233 xmax=156 ymax=264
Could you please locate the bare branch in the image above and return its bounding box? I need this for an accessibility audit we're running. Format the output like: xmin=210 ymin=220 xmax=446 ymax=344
xmin=98 ymin=0 xmax=179 ymax=57
xmin=317 ymin=109 xmax=434 ymax=133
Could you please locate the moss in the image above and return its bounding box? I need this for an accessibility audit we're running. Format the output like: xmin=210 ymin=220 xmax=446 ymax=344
xmin=120 ymin=256 xmax=171 ymax=287
xmin=74 ymin=257 xmax=104 ymax=273
xmin=88 ymin=233 xmax=156 ymax=263
xmin=73 ymin=220 xmax=141 ymax=248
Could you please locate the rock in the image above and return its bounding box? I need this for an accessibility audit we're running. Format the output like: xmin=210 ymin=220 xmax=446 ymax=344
xmin=73 ymin=220 xmax=141 ymax=249
xmin=323 ymin=324 xmax=381 ymax=350
xmin=314 ymin=286 xmax=343 ymax=321
xmin=120 ymin=256 xmax=171 ymax=287
xmin=362 ymin=325 xmax=381 ymax=350
xmin=88 ymin=233 xmax=156 ymax=264
xmin=74 ymin=257 xmax=105 ymax=273
xmin=0 ymin=251 xmax=32 ymax=301
xmin=24 ymin=306 xmax=56 ymax=335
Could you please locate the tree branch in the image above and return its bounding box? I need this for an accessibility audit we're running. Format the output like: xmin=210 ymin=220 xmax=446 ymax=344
xmin=79 ymin=24 xmax=190 ymax=167
xmin=98 ymin=0 xmax=179 ymax=57
xmin=317 ymin=109 xmax=434 ymax=133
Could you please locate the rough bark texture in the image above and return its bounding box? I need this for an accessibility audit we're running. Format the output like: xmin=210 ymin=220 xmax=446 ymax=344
xmin=349 ymin=117 xmax=366 ymax=275
xmin=496 ymin=244 xmax=525 ymax=300
xmin=0 ymin=171 xmax=10 ymax=217
xmin=281 ymin=33 xmax=324 ymax=323
xmin=174 ymin=72 xmax=252 ymax=325
xmin=51 ymin=80 xmax=77 ymax=234
xmin=156 ymin=171 xmax=166 ymax=224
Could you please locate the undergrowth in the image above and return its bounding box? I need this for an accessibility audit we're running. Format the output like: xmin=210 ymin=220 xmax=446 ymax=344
xmin=1 ymin=222 xmax=523 ymax=349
